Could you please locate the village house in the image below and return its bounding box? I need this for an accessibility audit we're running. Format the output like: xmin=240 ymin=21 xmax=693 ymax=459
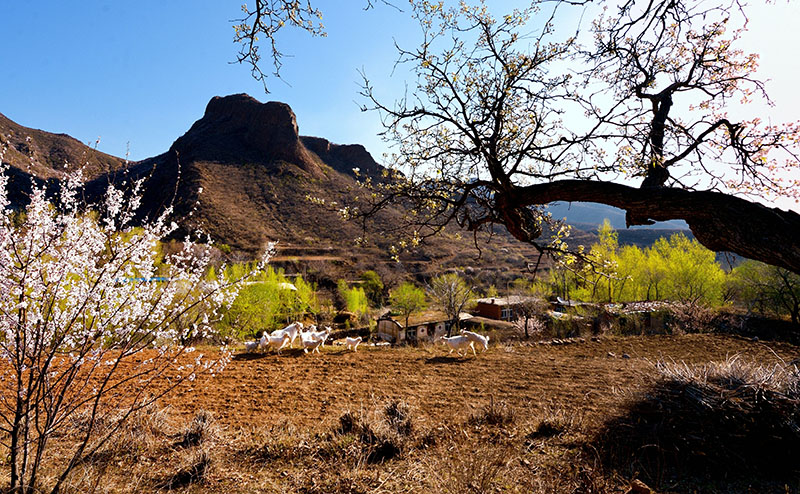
xmin=376 ymin=311 xmax=473 ymax=345
xmin=472 ymin=295 xmax=541 ymax=321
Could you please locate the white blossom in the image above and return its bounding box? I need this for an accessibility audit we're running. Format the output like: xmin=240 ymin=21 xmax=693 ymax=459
xmin=0 ymin=155 xmax=272 ymax=492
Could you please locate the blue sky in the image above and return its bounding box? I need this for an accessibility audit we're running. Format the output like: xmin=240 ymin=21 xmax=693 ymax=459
xmin=0 ymin=0 xmax=521 ymax=161
xmin=1 ymin=1 xmax=798 ymax=210
xmin=0 ymin=1 xmax=416 ymax=160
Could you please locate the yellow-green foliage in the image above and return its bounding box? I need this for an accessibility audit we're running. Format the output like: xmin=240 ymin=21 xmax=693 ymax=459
xmin=389 ymin=282 xmax=427 ymax=328
xmin=359 ymin=270 xmax=385 ymax=307
xmin=338 ymin=280 xmax=369 ymax=316
xmin=553 ymin=221 xmax=726 ymax=306
xmin=648 ymin=234 xmax=725 ymax=305
xmin=729 ymin=260 xmax=800 ymax=324
xmin=217 ymin=264 xmax=318 ymax=339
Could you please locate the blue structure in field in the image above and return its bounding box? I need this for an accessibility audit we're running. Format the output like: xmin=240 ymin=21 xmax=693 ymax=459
xmin=116 ymin=276 xmax=170 ymax=284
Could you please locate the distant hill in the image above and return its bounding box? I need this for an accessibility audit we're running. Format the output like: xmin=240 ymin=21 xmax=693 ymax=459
xmin=547 ymin=201 xmax=692 ymax=249
xmin=547 ymin=201 xmax=689 ymax=230
xmin=0 ymin=111 xmax=127 ymax=205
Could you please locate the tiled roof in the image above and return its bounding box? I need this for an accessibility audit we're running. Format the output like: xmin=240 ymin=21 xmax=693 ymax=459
xmin=474 ymin=295 xmax=540 ymax=306
xmin=381 ymin=310 xmax=472 ymax=327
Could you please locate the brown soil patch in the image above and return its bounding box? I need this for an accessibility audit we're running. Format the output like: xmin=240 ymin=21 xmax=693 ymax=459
xmin=165 ymin=333 xmax=798 ymax=429
xmin=9 ymin=334 xmax=798 ymax=493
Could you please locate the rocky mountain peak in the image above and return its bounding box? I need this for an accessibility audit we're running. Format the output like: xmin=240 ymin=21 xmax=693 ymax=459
xmin=169 ymin=94 xmax=320 ymax=176
xmin=204 ymin=94 xmax=299 ymax=146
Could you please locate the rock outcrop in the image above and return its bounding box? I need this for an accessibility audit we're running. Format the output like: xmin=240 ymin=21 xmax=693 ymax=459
xmin=301 ymin=136 xmax=384 ymax=179
xmin=169 ymin=94 xmax=322 ymax=178
xmin=118 ymin=94 xmax=393 ymax=250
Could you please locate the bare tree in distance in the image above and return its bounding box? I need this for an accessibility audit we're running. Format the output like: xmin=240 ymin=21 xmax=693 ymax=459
xmin=428 ymin=273 xmax=475 ymax=335
xmin=510 ymin=279 xmax=549 ymax=339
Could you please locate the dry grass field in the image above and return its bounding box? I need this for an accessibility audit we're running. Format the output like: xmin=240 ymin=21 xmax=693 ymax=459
xmin=17 ymin=333 xmax=800 ymax=493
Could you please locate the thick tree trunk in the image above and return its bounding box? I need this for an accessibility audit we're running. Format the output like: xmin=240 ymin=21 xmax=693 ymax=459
xmin=501 ymin=180 xmax=800 ymax=274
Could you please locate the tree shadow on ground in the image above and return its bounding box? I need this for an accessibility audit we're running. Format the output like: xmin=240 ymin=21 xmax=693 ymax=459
xmin=276 ymin=348 xmax=316 ymax=358
xmin=594 ymin=377 xmax=800 ymax=492
xmin=232 ymin=347 xmax=310 ymax=360
xmin=231 ymin=352 xmax=271 ymax=361
xmin=423 ymin=355 xmax=471 ymax=365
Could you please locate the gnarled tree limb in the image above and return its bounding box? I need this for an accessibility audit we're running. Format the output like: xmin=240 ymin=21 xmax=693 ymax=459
xmin=502 ymin=180 xmax=800 ymax=273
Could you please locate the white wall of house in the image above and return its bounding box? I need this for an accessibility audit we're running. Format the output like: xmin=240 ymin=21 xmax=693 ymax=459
xmin=378 ymin=318 xmax=451 ymax=344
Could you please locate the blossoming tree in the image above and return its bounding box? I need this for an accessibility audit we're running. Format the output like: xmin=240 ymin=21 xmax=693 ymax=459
xmin=235 ymin=0 xmax=800 ymax=273
xmin=0 ymin=157 xmax=271 ymax=493
xmin=355 ymin=0 xmax=800 ymax=273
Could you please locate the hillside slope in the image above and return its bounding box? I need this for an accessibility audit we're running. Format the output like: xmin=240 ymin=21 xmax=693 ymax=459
xmin=0 ymin=111 xmax=127 ymax=204
xmin=117 ymin=94 xmax=412 ymax=251
xmin=3 ymin=94 xmax=704 ymax=284
xmin=82 ymin=94 xmax=545 ymax=283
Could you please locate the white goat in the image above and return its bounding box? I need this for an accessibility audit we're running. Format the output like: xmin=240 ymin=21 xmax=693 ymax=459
xmin=270 ymin=321 xmax=304 ymax=348
xmin=299 ymin=324 xmax=316 ymax=339
xmin=306 ymin=326 xmax=331 ymax=347
xmin=460 ymin=330 xmax=489 ymax=353
xmin=243 ymin=340 xmax=259 ymax=352
xmin=301 ymin=333 xmax=324 ymax=354
xmin=263 ymin=333 xmax=291 ymax=355
xmin=344 ymin=336 xmax=363 ymax=352
xmin=298 ymin=325 xmax=315 ymax=346
xmin=435 ymin=335 xmax=476 ymax=357
xmin=322 ymin=326 xmax=334 ymax=346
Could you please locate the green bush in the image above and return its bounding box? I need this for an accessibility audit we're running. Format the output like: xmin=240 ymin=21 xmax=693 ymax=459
xmin=217 ymin=265 xmax=318 ymax=339
xmin=551 ymin=222 xmax=726 ymax=307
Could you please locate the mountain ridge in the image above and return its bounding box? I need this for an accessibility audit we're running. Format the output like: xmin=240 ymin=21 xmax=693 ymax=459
xmin=0 ymin=94 xmax=687 ymax=285
xmin=547 ymin=201 xmax=689 ymax=231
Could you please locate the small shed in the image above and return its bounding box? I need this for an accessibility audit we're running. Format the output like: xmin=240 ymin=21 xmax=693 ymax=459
xmin=472 ymin=296 xmax=541 ymax=321
xmin=553 ymin=297 xmax=597 ymax=313
xmin=376 ymin=311 xmax=473 ymax=345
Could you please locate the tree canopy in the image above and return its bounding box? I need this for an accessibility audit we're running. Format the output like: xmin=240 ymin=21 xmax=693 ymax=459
xmin=550 ymin=222 xmax=727 ymax=306
xmin=428 ymin=273 xmax=475 ymax=331
xmin=390 ymin=282 xmax=428 ymax=330
xmin=236 ymin=0 xmax=800 ymax=274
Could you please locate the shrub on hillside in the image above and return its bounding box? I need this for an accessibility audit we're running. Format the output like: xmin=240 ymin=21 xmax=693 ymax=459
xmin=217 ymin=266 xmax=318 ymax=340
